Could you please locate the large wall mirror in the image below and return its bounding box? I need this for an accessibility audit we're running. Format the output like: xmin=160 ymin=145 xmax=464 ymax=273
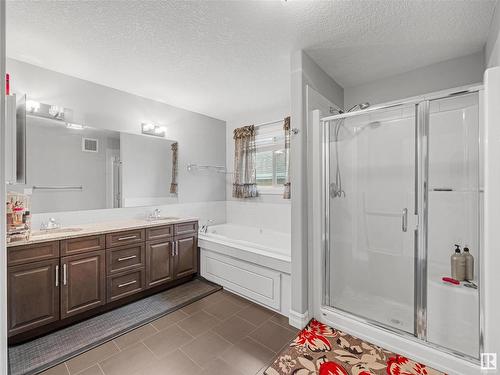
xmin=9 ymin=105 xmax=179 ymax=214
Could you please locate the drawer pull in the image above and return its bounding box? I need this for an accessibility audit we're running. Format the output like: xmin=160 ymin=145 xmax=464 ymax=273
xmin=117 ymin=255 xmax=137 ymax=262
xmin=118 ymin=280 xmax=137 ymax=288
xmin=63 ymin=264 xmax=67 ymax=286
xmin=118 ymin=235 xmax=137 ymax=241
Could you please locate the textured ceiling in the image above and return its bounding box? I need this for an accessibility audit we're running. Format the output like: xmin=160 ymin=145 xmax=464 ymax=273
xmin=6 ymin=0 xmax=496 ymax=120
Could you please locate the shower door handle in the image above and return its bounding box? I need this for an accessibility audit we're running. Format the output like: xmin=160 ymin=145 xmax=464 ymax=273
xmin=402 ymin=208 xmax=408 ymax=232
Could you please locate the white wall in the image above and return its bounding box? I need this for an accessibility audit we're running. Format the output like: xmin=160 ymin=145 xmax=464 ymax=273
xmin=486 ymin=2 xmax=500 ymax=68
xmin=483 ymin=66 xmax=500 ymax=373
xmin=0 ymin=2 xmax=7 ymax=374
xmin=6 ymin=58 xmax=227 ymax=225
xmin=344 ymin=52 xmax=485 ymax=109
xmin=289 ymin=50 xmax=344 ymax=326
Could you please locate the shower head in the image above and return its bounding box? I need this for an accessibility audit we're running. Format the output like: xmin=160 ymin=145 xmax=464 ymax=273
xmin=346 ymin=102 xmax=370 ymax=113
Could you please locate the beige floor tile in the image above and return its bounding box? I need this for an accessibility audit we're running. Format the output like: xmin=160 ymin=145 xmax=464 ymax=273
xmin=99 ymin=343 xmax=156 ymax=375
xmin=143 ymin=324 xmax=193 ymax=358
xmin=180 ymin=291 xmax=225 ymax=315
xmin=137 ymin=349 xmax=201 ymax=375
xmin=249 ymin=320 xmax=297 ymax=352
xmin=114 ymin=324 xmax=158 ymax=350
xmin=236 ymin=304 xmax=274 ymax=327
xmin=221 ymin=337 xmax=275 ymax=375
xmin=177 ymin=310 xmax=220 ymax=337
xmin=202 ymin=298 xmax=244 ymax=320
xmin=270 ymin=313 xmax=297 ymax=331
xmin=199 ymin=358 xmax=245 ymax=375
xmin=66 ymin=341 xmax=120 ymax=374
xmin=39 ymin=363 xmax=69 ymax=375
xmin=75 ymin=364 xmax=104 ymax=375
xmin=180 ymin=331 xmax=232 ymax=368
xmin=150 ymin=309 xmax=189 ymax=331
xmin=221 ymin=291 xmax=252 ymax=308
xmin=211 ymin=315 xmax=257 ymax=344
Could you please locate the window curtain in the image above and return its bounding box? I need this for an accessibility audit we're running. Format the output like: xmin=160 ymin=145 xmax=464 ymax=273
xmin=233 ymin=125 xmax=258 ymax=198
xmin=283 ymin=116 xmax=291 ymax=199
xmin=170 ymin=142 xmax=178 ymax=194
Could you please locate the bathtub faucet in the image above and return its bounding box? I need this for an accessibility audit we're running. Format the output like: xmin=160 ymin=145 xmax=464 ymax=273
xmin=200 ymin=219 xmax=214 ymax=233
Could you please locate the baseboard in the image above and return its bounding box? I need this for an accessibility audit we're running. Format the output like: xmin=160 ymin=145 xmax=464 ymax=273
xmin=289 ymin=309 xmax=310 ymax=329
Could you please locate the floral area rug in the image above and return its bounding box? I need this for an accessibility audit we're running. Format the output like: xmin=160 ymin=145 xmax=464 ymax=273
xmin=264 ymin=319 xmax=446 ymax=375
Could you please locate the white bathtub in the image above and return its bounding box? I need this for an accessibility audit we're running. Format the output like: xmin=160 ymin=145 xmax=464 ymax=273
xmin=199 ymin=223 xmax=291 ymax=315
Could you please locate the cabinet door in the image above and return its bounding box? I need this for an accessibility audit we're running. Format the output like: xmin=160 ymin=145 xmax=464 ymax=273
xmin=61 ymin=250 xmax=106 ymax=319
xmin=146 ymin=240 xmax=174 ymax=288
xmin=174 ymin=234 xmax=198 ymax=279
xmin=8 ymin=259 xmax=60 ymax=336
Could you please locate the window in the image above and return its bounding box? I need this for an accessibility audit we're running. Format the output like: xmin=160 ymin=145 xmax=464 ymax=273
xmin=255 ymin=124 xmax=288 ymax=193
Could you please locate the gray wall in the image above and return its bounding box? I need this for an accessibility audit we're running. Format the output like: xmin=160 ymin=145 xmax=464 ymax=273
xmin=344 ymin=52 xmax=485 ymax=109
xmin=290 ymin=50 xmax=344 ymax=320
xmin=486 ymin=3 xmax=500 ymax=68
xmin=7 ymin=59 xmax=226 ymax=208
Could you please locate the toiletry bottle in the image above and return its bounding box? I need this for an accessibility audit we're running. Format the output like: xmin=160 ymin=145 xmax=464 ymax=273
xmin=463 ymin=246 xmax=474 ymax=281
xmin=451 ymin=244 xmax=466 ymax=281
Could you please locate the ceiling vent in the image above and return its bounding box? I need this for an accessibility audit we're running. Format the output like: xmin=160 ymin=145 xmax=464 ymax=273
xmin=82 ymin=138 xmax=98 ymax=153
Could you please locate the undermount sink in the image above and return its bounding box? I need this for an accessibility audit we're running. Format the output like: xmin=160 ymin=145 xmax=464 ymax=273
xmin=31 ymin=227 xmax=83 ymax=236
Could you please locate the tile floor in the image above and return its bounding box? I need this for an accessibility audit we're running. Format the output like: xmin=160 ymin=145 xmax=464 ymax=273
xmin=39 ymin=290 xmax=298 ymax=375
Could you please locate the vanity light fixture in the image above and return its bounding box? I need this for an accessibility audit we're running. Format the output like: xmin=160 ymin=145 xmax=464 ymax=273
xmin=141 ymin=122 xmax=166 ymax=137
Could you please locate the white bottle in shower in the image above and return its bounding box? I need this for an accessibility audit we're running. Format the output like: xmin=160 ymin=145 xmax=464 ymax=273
xmin=451 ymin=244 xmax=466 ymax=281
xmin=463 ymin=246 xmax=474 ymax=281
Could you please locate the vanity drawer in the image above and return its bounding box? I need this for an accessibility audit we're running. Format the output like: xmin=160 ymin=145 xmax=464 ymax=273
xmin=107 ymin=244 xmax=145 ymax=275
xmin=146 ymin=225 xmax=173 ymax=241
xmin=61 ymin=235 xmax=105 ymax=256
xmin=107 ymin=268 xmax=145 ymax=302
xmin=106 ymin=229 xmax=145 ymax=248
xmin=174 ymin=222 xmax=198 ymax=236
xmin=8 ymin=241 xmax=59 ymax=266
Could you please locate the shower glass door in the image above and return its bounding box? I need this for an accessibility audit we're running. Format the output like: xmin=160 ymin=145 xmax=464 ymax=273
xmin=325 ymin=103 xmax=418 ymax=334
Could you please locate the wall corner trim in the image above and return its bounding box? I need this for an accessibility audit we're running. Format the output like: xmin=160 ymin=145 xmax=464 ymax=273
xmin=289 ymin=309 xmax=310 ymax=329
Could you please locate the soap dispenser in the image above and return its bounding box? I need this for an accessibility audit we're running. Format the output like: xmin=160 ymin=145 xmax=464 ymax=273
xmin=451 ymin=244 xmax=466 ymax=281
xmin=463 ymin=246 xmax=474 ymax=281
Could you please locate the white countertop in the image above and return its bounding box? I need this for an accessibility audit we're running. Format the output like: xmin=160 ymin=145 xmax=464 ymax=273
xmin=7 ymin=217 xmax=199 ymax=248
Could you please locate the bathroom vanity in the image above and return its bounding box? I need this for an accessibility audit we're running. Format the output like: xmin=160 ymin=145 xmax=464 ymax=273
xmin=7 ymin=218 xmax=198 ymax=342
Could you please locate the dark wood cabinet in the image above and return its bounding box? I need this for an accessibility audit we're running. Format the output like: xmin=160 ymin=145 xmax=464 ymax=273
xmin=174 ymin=234 xmax=198 ymax=279
xmin=8 ymin=259 xmax=60 ymax=336
xmin=7 ymin=220 xmax=198 ymax=339
xmin=61 ymin=235 xmax=105 ymax=256
xmin=146 ymin=239 xmax=174 ymax=288
xmin=107 ymin=268 xmax=145 ymax=302
xmin=61 ymin=250 xmax=106 ymax=319
xmin=107 ymin=243 xmax=145 ymax=275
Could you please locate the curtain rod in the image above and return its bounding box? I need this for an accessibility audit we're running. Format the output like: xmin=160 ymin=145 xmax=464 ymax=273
xmin=254 ymin=118 xmax=285 ymax=128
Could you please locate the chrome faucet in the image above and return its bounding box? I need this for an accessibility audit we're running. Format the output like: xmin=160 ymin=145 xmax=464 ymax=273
xmin=148 ymin=208 xmax=162 ymax=221
xmin=200 ymin=219 xmax=214 ymax=234
xmin=41 ymin=217 xmax=61 ymax=231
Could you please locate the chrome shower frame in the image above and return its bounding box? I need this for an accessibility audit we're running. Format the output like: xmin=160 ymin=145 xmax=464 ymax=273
xmin=320 ymin=85 xmax=484 ymax=364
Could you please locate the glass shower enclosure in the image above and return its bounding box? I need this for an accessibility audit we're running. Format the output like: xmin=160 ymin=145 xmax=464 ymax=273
xmin=321 ymin=90 xmax=482 ymax=361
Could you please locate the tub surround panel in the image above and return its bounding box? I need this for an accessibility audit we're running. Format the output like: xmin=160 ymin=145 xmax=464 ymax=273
xmin=226 ymin=201 xmax=291 ymax=234
xmin=199 ymin=223 xmax=291 ymax=317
